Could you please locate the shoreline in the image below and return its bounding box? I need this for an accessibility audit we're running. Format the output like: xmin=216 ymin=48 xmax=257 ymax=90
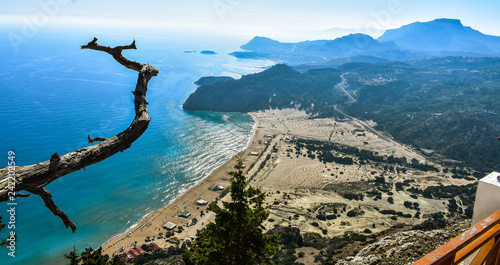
xmin=101 ymin=112 xmax=267 ymax=256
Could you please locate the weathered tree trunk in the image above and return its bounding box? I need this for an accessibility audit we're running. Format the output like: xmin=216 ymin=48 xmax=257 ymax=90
xmin=0 ymin=38 xmax=159 ymax=232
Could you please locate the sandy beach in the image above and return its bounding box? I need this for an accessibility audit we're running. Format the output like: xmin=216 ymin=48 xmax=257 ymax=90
xmin=101 ymin=109 xmax=474 ymax=259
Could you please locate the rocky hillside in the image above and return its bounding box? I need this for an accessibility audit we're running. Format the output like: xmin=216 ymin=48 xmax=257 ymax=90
xmin=183 ymin=64 xmax=342 ymax=112
xmin=336 ymin=217 xmax=471 ymax=265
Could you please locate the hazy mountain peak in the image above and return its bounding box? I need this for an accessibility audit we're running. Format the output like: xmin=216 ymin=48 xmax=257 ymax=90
xmin=378 ymin=18 xmax=500 ymax=56
xmin=429 ymin=18 xmax=464 ymax=26
xmin=340 ymin=33 xmax=375 ymax=39
xmin=241 ymin=36 xmax=287 ymax=51
xmin=330 ymin=33 xmax=376 ymax=45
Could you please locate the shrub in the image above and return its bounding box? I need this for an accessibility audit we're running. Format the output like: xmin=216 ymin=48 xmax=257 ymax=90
xmin=326 ymin=214 xmax=337 ymax=220
xmin=316 ymin=214 xmax=326 ymax=221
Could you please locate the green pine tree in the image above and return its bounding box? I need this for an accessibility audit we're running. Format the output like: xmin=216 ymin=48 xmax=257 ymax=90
xmin=183 ymin=159 xmax=280 ymax=265
xmin=64 ymin=246 xmax=125 ymax=265
xmin=64 ymin=245 xmax=79 ymax=265
xmin=79 ymin=247 xmax=109 ymax=265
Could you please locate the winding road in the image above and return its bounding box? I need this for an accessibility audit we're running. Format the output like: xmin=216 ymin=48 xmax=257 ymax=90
xmin=332 ymin=73 xmax=419 ymax=159
xmin=335 ymin=73 xmax=356 ymax=104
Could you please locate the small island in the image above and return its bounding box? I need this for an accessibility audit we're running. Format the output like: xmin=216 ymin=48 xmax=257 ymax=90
xmin=200 ymin=50 xmax=217 ymax=55
xmin=194 ymin=76 xmax=235 ymax=86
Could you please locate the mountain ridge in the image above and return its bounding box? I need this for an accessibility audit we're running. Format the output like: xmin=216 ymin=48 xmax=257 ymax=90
xmin=231 ymin=33 xmax=413 ymax=64
xmin=231 ymin=18 xmax=500 ymax=65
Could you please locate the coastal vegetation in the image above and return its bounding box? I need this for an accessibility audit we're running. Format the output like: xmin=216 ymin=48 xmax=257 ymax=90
xmin=290 ymin=138 xmax=440 ymax=172
xmin=64 ymin=247 xmax=125 ymax=265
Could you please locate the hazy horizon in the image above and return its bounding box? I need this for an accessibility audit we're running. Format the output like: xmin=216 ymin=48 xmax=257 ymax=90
xmin=2 ymin=0 xmax=500 ymax=44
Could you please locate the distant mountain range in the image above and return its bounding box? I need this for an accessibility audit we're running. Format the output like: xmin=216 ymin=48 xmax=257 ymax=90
xmin=230 ymin=34 xmax=415 ymax=64
xmin=230 ymin=18 xmax=500 ymax=65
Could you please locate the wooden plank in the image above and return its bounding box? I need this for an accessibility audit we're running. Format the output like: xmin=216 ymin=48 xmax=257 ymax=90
xmin=414 ymin=209 xmax=500 ymax=265
xmin=484 ymin=236 xmax=500 ymax=265
xmin=455 ymin=224 xmax=500 ymax=264
xmin=469 ymin=239 xmax=494 ymax=265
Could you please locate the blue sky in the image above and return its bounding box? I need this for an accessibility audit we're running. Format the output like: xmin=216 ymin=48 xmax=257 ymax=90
xmin=1 ymin=0 xmax=500 ymax=40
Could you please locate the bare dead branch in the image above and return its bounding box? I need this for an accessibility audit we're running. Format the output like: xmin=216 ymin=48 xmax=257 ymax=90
xmin=88 ymin=135 xmax=108 ymax=143
xmin=81 ymin=37 xmax=143 ymax=71
xmin=26 ymin=187 xmax=77 ymax=233
xmin=0 ymin=38 xmax=159 ymax=232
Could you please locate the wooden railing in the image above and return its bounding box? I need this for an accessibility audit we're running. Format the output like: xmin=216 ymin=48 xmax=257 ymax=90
xmin=414 ymin=209 xmax=500 ymax=265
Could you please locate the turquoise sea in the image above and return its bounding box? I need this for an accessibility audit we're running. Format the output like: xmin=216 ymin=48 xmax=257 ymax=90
xmin=0 ymin=28 xmax=271 ymax=264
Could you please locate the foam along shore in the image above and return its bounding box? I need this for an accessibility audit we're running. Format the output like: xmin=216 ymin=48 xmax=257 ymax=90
xmin=100 ymin=111 xmax=269 ymax=256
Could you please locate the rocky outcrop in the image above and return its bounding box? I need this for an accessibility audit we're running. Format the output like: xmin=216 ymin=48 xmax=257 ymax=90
xmin=336 ymin=220 xmax=471 ymax=265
